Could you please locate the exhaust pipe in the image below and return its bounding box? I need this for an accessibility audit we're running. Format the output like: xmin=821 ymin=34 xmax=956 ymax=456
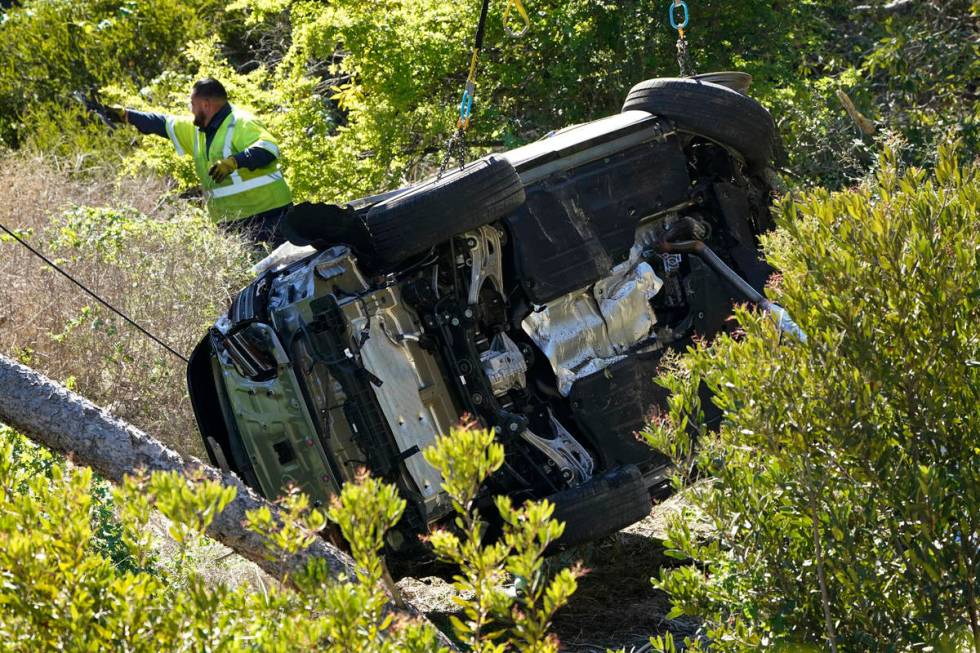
xmin=656 ymin=240 xmax=806 ymax=342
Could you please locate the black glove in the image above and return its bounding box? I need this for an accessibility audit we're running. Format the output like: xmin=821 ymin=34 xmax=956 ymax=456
xmin=71 ymin=91 xmax=124 ymax=129
xmin=104 ymin=105 xmax=128 ymax=124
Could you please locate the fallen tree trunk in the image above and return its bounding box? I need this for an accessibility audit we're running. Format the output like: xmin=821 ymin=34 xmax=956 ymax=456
xmin=0 ymin=354 xmax=453 ymax=647
xmin=0 ymin=354 xmax=353 ymax=579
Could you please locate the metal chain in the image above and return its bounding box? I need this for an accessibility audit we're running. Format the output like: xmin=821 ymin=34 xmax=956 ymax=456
xmin=669 ymin=0 xmax=696 ymax=77
xmin=439 ymin=0 xmax=529 ymax=177
xmin=676 ymin=35 xmax=696 ymax=77
xmin=438 ymin=127 xmax=468 ymax=177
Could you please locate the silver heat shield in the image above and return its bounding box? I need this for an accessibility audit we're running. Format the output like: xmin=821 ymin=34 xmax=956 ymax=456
xmin=521 ymin=257 xmax=663 ymax=396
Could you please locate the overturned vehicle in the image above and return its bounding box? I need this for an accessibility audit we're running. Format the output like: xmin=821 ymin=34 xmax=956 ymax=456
xmin=188 ymin=76 xmax=790 ymax=572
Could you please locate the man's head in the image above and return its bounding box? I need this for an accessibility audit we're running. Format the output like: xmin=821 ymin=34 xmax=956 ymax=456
xmin=190 ymin=78 xmax=228 ymax=128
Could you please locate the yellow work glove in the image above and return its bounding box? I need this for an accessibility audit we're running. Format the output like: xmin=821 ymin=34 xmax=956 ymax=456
xmin=208 ymin=156 xmax=238 ymax=183
xmin=105 ymin=105 xmax=127 ymax=124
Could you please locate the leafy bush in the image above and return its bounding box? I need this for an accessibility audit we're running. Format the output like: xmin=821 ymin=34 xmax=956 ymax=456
xmin=146 ymin=0 xmax=835 ymax=201
xmin=17 ymin=101 xmax=135 ymax=168
xmin=0 ymin=0 xmax=222 ymax=147
xmin=5 ymin=0 xmax=976 ymax=195
xmin=0 ymin=420 xmax=579 ymax=651
xmin=644 ymin=143 xmax=980 ymax=650
xmin=768 ymin=0 xmax=979 ymax=188
xmin=424 ymin=423 xmax=580 ymax=652
xmin=117 ymin=0 xmax=974 ymax=200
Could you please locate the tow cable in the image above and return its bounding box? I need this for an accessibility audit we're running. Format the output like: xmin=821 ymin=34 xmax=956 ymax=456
xmin=670 ymin=0 xmax=696 ymax=77
xmin=0 ymin=221 xmax=189 ymax=363
xmin=438 ymin=0 xmax=530 ymax=176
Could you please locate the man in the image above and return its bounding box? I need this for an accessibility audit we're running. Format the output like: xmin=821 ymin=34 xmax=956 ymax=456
xmin=107 ymin=79 xmax=292 ymax=247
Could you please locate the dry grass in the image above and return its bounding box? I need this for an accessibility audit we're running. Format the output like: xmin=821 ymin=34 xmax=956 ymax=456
xmin=145 ymin=511 xmax=275 ymax=593
xmin=0 ymin=152 xmax=253 ymax=457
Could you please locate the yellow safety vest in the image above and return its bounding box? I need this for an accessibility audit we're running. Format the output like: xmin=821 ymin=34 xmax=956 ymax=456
xmin=165 ymin=106 xmax=292 ymax=223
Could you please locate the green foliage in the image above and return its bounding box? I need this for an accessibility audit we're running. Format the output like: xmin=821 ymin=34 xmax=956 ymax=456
xmin=246 ymin=485 xmax=329 ymax=563
xmin=0 ymin=424 xmax=143 ymax=574
xmin=6 ymin=0 xmax=975 ymax=194
xmin=244 ymin=471 xmax=442 ymax=653
xmin=147 ymin=467 xmax=236 ymax=545
xmin=424 ymin=422 xmax=580 ymax=653
xmin=18 ymin=101 xmax=134 ymax=166
xmin=0 ymin=0 xmax=222 ymax=147
xmin=0 ymin=424 xmax=438 ymax=652
xmin=159 ymin=0 xmax=829 ymax=201
xmin=326 ymin=470 xmax=403 ymax=584
xmin=644 ymin=143 xmax=980 ymax=650
xmin=0 ymin=429 xmax=232 ymax=651
xmin=0 ymin=420 xmax=580 ymax=650
xmin=768 ymin=1 xmax=979 ymax=188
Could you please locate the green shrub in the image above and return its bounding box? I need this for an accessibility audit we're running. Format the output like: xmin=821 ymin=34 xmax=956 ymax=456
xmin=424 ymin=423 xmax=580 ymax=652
xmin=644 ymin=142 xmax=980 ymax=650
xmin=0 ymin=423 xmax=140 ymax=573
xmin=6 ymin=0 xmax=975 ymax=194
xmin=17 ymin=101 xmax=133 ymax=168
xmin=0 ymin=0 xmax=222 ymax=147
xmin=117 ymin=0 xmax=850 ymax=202
xmin=0 ymin=420 xmax=579 ymax=651
xmin=770 ymin=1 xmax=979 ymax=188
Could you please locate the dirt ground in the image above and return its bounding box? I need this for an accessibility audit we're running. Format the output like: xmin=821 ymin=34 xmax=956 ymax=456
xmin=398 ymin=491 xmax=707 ymax=652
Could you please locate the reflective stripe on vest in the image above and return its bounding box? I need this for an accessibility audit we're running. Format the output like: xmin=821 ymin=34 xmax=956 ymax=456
xmin=166 ymin=117 xmax=185 ymax=156
xmin=223 ymin=114 xmax=245 ymax=187
xmin=191 ymin=110 xmax=290 ymax=208
xmin=253 ymin=140 xmax=280 ymax=157
xmin=210 ymin=170 xmax=285 ymax=198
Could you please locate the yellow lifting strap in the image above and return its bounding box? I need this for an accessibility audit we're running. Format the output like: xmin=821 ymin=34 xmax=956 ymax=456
xmin=442 ymin=0 xmax=531 ymax=174
xmin=455 ymin=0 xmax=531 ymax=131
xmin=503 ymin=0 xmax=531 ymax=37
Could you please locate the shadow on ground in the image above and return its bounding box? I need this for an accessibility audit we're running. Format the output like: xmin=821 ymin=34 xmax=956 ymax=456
xmin=549 ymin=531 xmax=699 ymax=652
xmin=398 ymin=495 xmax=705 ymax=651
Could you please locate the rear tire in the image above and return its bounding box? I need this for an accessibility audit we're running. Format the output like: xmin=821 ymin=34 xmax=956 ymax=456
xmin=365 ymin=155 xmax=525 ymax=268
xmin=622 ymin=77 xmax=782 ymax=170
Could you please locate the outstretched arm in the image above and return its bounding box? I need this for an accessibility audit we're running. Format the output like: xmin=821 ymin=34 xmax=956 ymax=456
xmin=231 ymin=118 xmax=282 ymax=170
xmin=121 ymin=109 xmax=170 ymax=139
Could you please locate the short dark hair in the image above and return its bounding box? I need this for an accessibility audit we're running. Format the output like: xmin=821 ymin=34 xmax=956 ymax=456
xmin=191 ymin=78 xmax=227 ymax=101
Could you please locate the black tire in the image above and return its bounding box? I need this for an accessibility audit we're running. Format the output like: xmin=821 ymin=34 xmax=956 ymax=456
xmin=365 ymin=155 xmax=525 ymax=268
xmin=622 ymin=77 xmax=782 ymax=169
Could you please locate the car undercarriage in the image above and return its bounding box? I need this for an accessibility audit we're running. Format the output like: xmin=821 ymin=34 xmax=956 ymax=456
xmin=188 ymin=76 xmax=793 ymax=574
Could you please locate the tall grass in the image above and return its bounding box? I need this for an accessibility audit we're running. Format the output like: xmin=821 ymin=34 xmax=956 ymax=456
xmin=0 ymin=152 xmax=253 ymax=457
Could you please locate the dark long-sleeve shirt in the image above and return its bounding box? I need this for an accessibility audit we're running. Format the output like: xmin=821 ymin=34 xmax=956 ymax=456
xmin=125 ymin=104 xmax=276 ymax=170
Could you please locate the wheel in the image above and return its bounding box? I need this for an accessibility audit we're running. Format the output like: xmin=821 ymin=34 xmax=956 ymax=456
xmin=365 ymin=155 xmax=525 ymax=268
xmin=692 ymin=71 xmax=752 ymax=95
xmin=622 ymin=77 xmax=783 ymax=170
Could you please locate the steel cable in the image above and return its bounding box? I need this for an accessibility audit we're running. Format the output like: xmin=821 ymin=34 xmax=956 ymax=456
xmin=0 ymin=221 xmax=189 ymax=363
